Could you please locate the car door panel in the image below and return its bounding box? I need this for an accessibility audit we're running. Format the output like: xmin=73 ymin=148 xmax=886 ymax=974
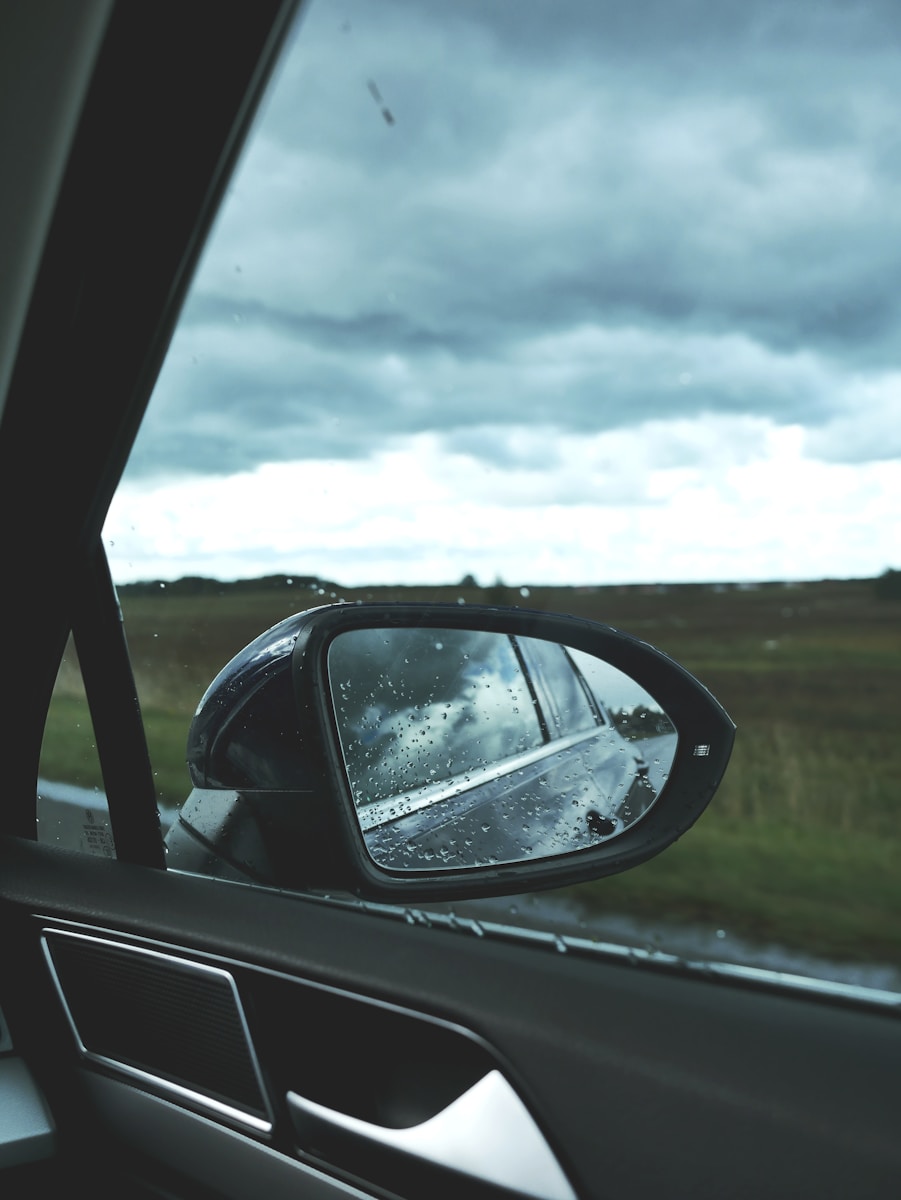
xmin=40 ymin=926 xmax=571 ymax=1199
xmin=2 ymin=835 xmax=900 ymax=1200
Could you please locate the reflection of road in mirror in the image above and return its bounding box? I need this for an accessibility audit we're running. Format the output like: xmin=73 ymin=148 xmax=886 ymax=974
xmin=327 ymin=626 xmax=678 ymax=872
xmin=362 ymin=732 xmax=660 ymax=870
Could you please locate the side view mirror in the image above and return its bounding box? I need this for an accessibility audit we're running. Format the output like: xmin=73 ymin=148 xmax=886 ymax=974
xmin=169 ymin=604 xmax=734 ymax=901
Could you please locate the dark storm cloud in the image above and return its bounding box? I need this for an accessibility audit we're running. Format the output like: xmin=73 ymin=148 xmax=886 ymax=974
xmin=125 ymin=0 xmax=901 ymax=480
xmin=184 ymin=294 xmax=488 ymax=357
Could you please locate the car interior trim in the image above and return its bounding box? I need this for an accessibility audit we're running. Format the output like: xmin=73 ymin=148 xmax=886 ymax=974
xmin=40 ymin=930 xmax=274 ymax=1135
xmin=36 ymin=915 xmax=581 ymax=1197
xmin=80 ymin=1072 xmax=379 ymax=1200
xmin=339 ymin=895 xmax=901 ymax=1019
xmin=3 ymin=833 xmax=896 ymax=1199
xmin=39 ymin=884 xmax=901 ymax=1018
xmin=287 ymin=1067 xmax=577 ymax=1200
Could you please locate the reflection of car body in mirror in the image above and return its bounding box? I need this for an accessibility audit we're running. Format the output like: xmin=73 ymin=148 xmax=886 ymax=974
xmin=167 ymin=604 xmax=734 ymax=902
xmin=328 ymin=628 xmax=676 ymax=870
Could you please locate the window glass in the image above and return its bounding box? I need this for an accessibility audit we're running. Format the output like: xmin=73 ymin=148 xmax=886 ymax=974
xmin=330 ymin=627 xmax=544 ymax=805
xmin=569 ymin=647 xmax=676 ymax=737
xmin=37 ymin=638 xmax=115 ymax=857
xmin=515 ymin=638 xmax=597 ymax=738
xmin=100 ymin=0 xmax=901 ymax=994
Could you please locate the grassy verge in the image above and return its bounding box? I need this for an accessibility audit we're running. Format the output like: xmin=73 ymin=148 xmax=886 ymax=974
xmin=41 ymin=693 xmax=193 ymax=812
xmin=563 ymin=818 xmax=901 ymax=966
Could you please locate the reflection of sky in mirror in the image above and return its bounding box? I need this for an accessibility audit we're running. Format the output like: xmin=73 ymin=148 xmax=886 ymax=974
xmin=329 ymin=628 xmax=543 ymax=802
xmin=568 ymin=649 xmax=667 ymax=715
xmin=107 ymin=0 xmax=901 ymax=587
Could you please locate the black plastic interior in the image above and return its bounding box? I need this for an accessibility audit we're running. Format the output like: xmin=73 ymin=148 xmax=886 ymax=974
xmin=2 ymin=837 xmax=900 ymax=1200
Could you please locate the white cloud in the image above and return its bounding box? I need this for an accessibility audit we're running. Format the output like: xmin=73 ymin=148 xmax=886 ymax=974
xmin=106 ymin=418 xmax=901 ymax=586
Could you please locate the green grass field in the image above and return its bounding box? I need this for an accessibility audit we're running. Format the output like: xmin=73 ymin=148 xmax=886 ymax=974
xmin=40 ymin=576 xmax=901 ymax=967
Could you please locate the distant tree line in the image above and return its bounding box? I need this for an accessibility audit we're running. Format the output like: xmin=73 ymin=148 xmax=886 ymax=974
xmin=874 ymin=569 xmax=901 ymax=602
xmin=118 ymin=571 xmax=897 ymax=602
xmin=118 ymin=574 xmax=334 ymax=597
xmin=612 ymin=705 xmax=675 ymax=738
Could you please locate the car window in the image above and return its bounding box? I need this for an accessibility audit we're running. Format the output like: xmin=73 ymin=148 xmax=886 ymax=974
xmin=514 ymin=638 xmax=597 ymax=738
xmin=568 ymin=647 xmax=677 ymax=738
xmin=329 ymin=626 xmax=544 ymax=805
xmin=37 ymin=0 xmax=900 ymax=996
xmin=37 ymin=639 xmax=115 ymax=857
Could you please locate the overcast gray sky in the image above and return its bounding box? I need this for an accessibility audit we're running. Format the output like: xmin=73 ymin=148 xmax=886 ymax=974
xmin=105 ymin=0 xmax=901 ymax=586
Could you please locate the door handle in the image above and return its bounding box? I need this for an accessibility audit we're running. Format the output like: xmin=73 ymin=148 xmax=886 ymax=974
xmin=287 ymin=1067 xmax=576 ymax=1200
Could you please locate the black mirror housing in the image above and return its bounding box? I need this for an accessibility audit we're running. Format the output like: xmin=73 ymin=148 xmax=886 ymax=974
xmin=175 ymin=604 xmax=734 ymax=902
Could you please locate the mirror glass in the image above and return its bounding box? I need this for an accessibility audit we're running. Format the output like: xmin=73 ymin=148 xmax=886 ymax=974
xmin=327 ymin=627 xmax=677 ymax=871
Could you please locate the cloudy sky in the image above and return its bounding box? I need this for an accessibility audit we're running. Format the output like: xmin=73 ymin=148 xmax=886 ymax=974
xmin=105 ymin=0 xmax=901 ymax=587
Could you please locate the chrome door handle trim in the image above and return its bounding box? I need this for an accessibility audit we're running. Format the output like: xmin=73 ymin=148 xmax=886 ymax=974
xmin=287 ymin=1068 xmax=576 ymax=1200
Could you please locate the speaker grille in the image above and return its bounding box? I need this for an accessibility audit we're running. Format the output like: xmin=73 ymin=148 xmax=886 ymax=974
xmin=43 ymin=932 xmax=269 ymax=1127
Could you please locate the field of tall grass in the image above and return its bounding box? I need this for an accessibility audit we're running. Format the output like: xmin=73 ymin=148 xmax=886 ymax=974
xmin=41 ymin=577 xmax=900 ymax=966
